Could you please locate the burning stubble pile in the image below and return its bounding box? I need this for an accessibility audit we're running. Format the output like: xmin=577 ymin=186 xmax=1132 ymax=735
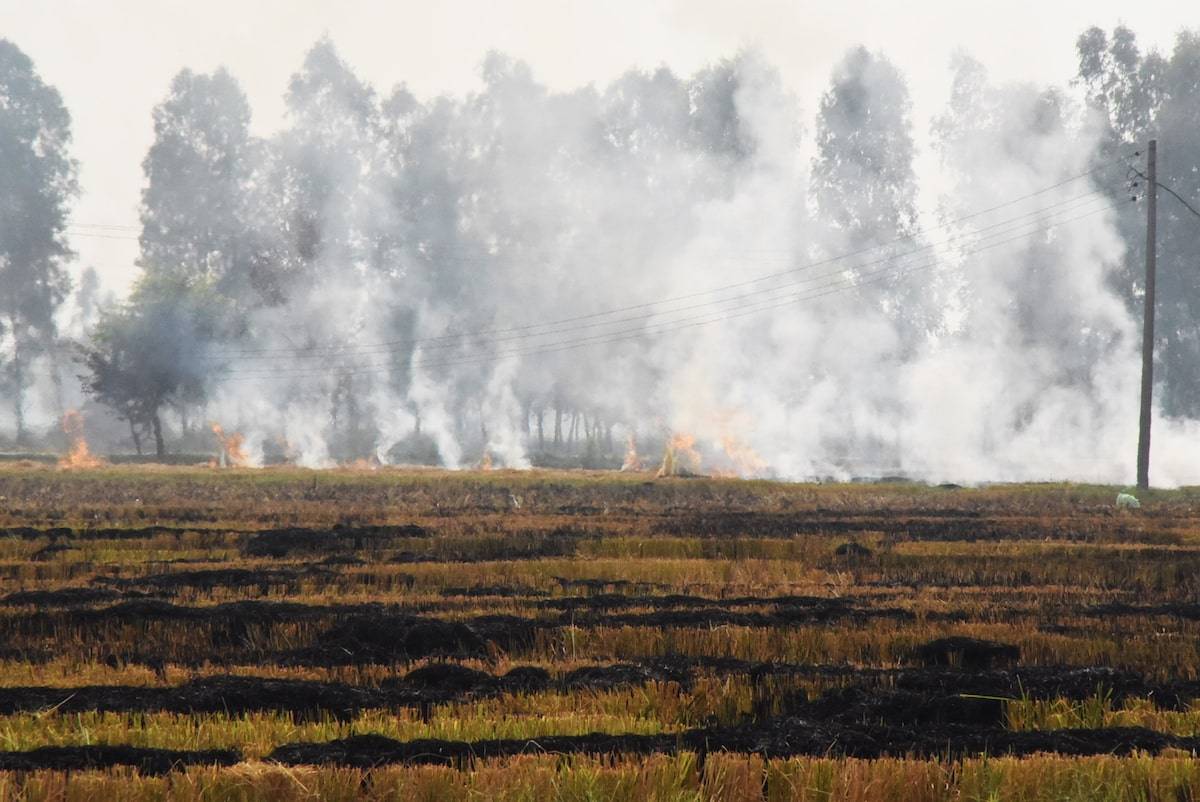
xmin=0 ymin=468 xmax=1198 ymax=800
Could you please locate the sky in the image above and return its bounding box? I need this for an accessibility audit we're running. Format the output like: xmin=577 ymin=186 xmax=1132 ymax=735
xmin=1 ymin=0 xmax=1192 ymax=296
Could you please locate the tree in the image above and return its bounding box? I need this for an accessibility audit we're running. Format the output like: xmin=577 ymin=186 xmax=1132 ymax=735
xmin=1078 ymin=26 xmax=1200 ymax=417
xmin=687 ymin=56 xmax=757 ymax=170
xmin=811 ymin=47 xmax=931 ymax=340
xmin=272 ymin=37 xmax=380 ymax=280
xmin=72 ymin=266 xmax=102 ymax=335
xmin=812 ymin=47 xmax=918 ymax=247
xmin=1077 ymin=26 xmax=1164 ymax=144
xmin=79 ymin=274 xmax=222 ymax=456
xmin=0 ymin=39 xmax=78 ymax=443
xmin=140 ymin=68 xmax=274 ymax=307
xmin=934 ymin=55 xmax=1119 ymax=385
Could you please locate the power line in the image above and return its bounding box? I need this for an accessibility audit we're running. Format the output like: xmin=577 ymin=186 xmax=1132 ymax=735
xmin=223 ymin=205 xmax=1117 ymax=381
xmin=218 ymin=202 xmax=1117 ymax=381
xmin=1143 ymin=175 xmax=1200 ymax=221
xmin=212 ymin=190 xmax=1113 ymax=363
xmin=69 ymin=222 xmax=140 ymax=231
xmin=1126 ymin=155 xmax=1200 ymax=221
xmin=66 ymin=231 xmax=141 ymax=241
xmin=1159 ymin=183 xmax=1200 ymax=220
xmin=216 ymin=167 xmax=1119 ymax=356
xmin=206 ymin=189 xmax=1115 ymax=365
xmin=65 ymin=161 xmax=1135 ymax=361
xmin=65 ymin=158 xmax=1134 ymax=381
xmin=210 ymin=165 xmax=1129 ymax=358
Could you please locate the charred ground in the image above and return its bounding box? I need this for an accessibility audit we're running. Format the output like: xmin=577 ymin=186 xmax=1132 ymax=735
xmin=0 ymin=467 xmax=1197 ymax=796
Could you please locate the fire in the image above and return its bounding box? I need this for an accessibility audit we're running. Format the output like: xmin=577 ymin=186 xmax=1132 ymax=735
xmin=210 ymin=423 xmax=249 ymax=468
xmin=478 ymin=450 xmax=494 ymax=471
xmin=621 ymin=435 xmax=644 ymax=472
xmin=717 ymin=434 xmax=768 ymax=478
xmin=58 ymin=410 xmax=105 ymax=469
xmin=657 ymin=432 xmax=702 ymax=477
xmin=340 ymin=457 xmax=379 ymax=471
xmin=651 ymin=411 xmax=769 ymax=479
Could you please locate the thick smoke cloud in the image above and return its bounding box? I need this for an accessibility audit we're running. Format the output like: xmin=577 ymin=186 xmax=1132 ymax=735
xmin=57 ymin=39 xmax=1200 ymax=484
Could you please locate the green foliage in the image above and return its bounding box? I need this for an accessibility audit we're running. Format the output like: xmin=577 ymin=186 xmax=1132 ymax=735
xmin=77 ymin=273 xmax=229 ymax=455
xmin=0 ymin=38 xmax=78 ymax=441
xmin=139 ymin=67 xmax=279 ymax=307
xmin=812 ymin=47 xmax=917 ymax=244
xmin=1077 ymin=26 xmax=1200 ymax=417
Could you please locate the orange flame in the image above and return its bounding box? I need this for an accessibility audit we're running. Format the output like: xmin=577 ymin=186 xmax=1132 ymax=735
xmin=58 ymin=410 xmax=105 ymax=469
xmin=339 ymin=457 xmax=379 ymax=471
xmin=478 ymin=450 xmax=494 ymax=471
xmin=210 ymin=422 xmax=249 ymax=468
xmin=621 ymin=435 xmax=643 ymax=472
xmin=717 ymin=434 xmax=768 ymax=478
xmin=657 ymin=432 xmax=702 ymax=477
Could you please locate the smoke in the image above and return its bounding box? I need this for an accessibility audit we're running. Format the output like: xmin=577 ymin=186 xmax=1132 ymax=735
xmin=108 ymin=43 xmax=1200 ymax=484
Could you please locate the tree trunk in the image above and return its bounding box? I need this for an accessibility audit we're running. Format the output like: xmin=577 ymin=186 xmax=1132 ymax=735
xmin=152 ymin=411 xmax=165 ymax=458
xmin=47 ymin=343 xmax=65 ymax=422
xmin=553 ymin=407 xmax=562 ymax=447
xmin=12 ymin=363 xmax=26 ymax=446
xmin=536 ymin=409 xmax=545 ymax=450
xmin=9 ymin=318 xmax=27 ymax=446
xmin=130 ymin=419 xmax=143 ymax=456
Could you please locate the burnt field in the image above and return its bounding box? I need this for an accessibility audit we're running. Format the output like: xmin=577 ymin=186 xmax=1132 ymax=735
xmin=0 ymin=467 xmax=1197 ymax=800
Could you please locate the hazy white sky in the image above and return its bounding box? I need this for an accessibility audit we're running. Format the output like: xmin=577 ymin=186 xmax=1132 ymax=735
xmin=1 ymin=0 xmax=1192 ymax=295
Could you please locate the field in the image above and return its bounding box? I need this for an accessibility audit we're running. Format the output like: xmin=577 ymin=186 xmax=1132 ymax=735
xmin=0 ymin=466 xmax=1197 ymax=800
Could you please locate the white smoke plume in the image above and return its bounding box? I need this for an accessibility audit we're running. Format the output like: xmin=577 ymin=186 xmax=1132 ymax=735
xmin=134 ymin=44 xmax=1200 ymax=485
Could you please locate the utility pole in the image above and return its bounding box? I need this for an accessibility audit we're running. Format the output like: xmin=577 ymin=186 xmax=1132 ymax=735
xmin=1137 ymin=139 xmax=1157 ymax=490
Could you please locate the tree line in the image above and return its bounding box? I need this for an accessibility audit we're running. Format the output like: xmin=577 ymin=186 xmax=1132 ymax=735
xmin=1 ymin=27 xmax=1198 ymax=465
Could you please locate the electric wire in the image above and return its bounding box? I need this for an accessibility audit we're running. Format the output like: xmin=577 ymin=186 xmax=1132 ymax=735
xmin=218 ymin=201 xmax=1118 ymax=381
xmin=208 ymin=165 xmax=1131 ymax=359
xmin=207 ymin=189 xmax=1115 ymax=365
